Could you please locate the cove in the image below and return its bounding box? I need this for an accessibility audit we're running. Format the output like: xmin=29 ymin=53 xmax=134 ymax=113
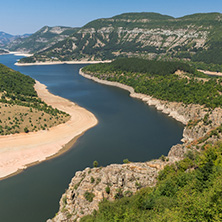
xmin=0 ymin=54 xmax=183 ymax=222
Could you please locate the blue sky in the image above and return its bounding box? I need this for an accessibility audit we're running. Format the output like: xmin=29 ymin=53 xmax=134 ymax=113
xmin=1 ymin=0 xmax=222 ymax=35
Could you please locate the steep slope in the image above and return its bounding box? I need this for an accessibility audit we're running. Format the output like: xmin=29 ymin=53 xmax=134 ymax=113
xmin=6 ymin=26 xmax=79 ymax=53
xmin=20 ymin=12 xmax=222 ymax=64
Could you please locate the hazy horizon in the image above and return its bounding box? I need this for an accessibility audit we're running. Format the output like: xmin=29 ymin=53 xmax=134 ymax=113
xmin=1 ymin=0 xmax=222 ymax=35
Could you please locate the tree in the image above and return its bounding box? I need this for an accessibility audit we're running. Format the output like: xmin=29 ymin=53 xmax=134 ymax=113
xmin=24 ymin=127 xmax=29 ymax=133
xmin=93 ymin=160 xmax=99 ymax=168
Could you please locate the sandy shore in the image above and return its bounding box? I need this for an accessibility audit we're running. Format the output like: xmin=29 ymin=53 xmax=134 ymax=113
xmin=198 ymin=69 xmax=222 ymax=77
xmin=15 ymin=60 xmax=111 ymax=66
xmin=0 ymin=81 xmax=98 ymax=180
xmin=9 ymin=51 xmax=33 ymax=57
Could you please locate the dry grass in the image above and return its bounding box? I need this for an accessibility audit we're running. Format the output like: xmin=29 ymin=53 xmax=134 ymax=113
xmin=0 ymin=102 xmax=70 ymax=135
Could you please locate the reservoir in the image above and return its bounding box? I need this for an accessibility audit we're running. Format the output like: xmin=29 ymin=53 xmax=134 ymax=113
xmin=0 ymin=54 xmax=183 ymax=222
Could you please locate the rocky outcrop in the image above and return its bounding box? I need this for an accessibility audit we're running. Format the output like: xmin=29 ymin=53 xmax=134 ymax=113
xmin=48 ymin=70 xmax=222 ymax=222
xmin=47 ymin=160 xmax=172 ymax=222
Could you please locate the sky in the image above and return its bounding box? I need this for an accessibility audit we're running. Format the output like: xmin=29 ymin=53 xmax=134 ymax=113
xmin=1 ymin=0 xmax=222 ymax=35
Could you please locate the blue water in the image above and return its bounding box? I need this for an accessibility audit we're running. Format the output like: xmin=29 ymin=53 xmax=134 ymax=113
xmin=0 ymin=54 xmax=184 ymax=222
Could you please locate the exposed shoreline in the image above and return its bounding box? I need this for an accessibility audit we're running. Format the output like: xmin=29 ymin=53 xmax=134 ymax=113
xmin=9 ymin=51 xmax=33 ymax=57
xmin=49 ymin=69 xmax=222 ymax=221
xmin=15 ymin=60 xmax=112 ymax=66
xmin=0 ymin=80 xmax=98 ymax=180
xmin=198 ymin=69 xmax=222 ymax=77
xmin=79 ymin=69 xmax=189 ymax=126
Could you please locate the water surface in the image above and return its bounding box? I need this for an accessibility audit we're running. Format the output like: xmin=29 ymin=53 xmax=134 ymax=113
xmin=0 ymin=54 xmax=183 ymax=222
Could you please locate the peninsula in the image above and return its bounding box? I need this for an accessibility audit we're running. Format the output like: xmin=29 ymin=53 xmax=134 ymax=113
xmin=0 ymin=65 xmax=97 ymax=179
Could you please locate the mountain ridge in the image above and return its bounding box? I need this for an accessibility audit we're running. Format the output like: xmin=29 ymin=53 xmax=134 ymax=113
xmin=18 ymin=12 xmax=222 ymax=65
xmin=5 ymin=26 xmax=80 ymax=54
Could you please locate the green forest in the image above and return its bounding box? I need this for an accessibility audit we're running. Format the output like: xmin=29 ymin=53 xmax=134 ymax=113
xmin=81 ymin=142 xmax=222 ymax=222
xmin=83 ymin=58 xmax=222 ymax=109
xmin=0 ymin=64 xmax=69 ymax=135
xmin=0 ymin=63 xmax=67 ymax=116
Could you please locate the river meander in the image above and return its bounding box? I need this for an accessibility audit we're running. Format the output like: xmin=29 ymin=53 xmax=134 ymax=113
xmin=0 ymin=54 xmax=183 ymax=222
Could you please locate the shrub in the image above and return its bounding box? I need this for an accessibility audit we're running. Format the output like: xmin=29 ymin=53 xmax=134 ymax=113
xmin=123 ymin=159 xmax=130 ymax=164
xmin=105 ymin=186 xmax=110 ymax=194
xmin=84 ymin=191 xmax=95 ymax=202
xmin=24 ymin=127 xmax=29 ymax=133
xmin=93 ymin=160 xmax=99 ymax=168
xmin=90 ymin=177 xmax=95 ymax=183
xmin=160 ymin=155 xmax=166 ymax=162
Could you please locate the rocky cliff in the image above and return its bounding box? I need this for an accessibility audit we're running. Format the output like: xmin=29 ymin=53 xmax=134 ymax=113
xmin=48 ymin=70 xmax=222 ymax=222
xmin=20 ymin=12 xmax=222 ymax=64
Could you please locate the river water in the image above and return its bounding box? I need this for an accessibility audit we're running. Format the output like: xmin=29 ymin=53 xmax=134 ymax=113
xmin=0 ymin=54 xmax=183 ymax=222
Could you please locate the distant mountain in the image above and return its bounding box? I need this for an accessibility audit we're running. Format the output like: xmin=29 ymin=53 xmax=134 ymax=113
xmin=0 ymin=31 xmax=31 ymax=48
xmin=6 ymin=26 xmax=80 ymax=53
xmin=19 ymin=12 xmax=222 ymax=65
xmin=0 ymin=32 xmax=13 ymax=46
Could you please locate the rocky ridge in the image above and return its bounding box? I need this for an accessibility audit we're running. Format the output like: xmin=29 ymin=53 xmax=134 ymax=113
xmin=48 ymin=70 xmax=222 ymax=222
xmin=48 ymin=160 xmax=169 ymax=222
xmin=20 ymin=12 xmax=222 ymax=64
xmin=6 ymin=26 xmax=79 ymax=54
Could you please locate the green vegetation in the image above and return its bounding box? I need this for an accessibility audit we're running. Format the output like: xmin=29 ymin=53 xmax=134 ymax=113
xmin=0 ymin=63 xmax=68 ymax=116
xmin=84 ymin=58 xmax=195 ymax=75
xmin=90 ymin=177 xmax=95 ymax=184
xmin=105 ymin=186 xmax=110 ymax=194
xmin=81 ymin=142 xmax=222 ymax=221
xmin=123 ymin=159 xmax=130 ymax=164
xmin=83 ymin=58 xmax=222 ymax=109
xmin=0 ymin=63 xmax=69 ymax=135
xmin=84 ymin=191 xmax=95 ymax=202
xmin=93 ymin=161 xmax=99 ymax=168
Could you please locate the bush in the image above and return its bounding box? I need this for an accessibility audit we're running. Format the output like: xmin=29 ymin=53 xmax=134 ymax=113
xmin=93 ymin=160 xmax=99 ymax=168
xmin=84 ymin=191 xmax=95 ymax=202
xmin=24 ymin=127 xmax=29 ymax=133
xmin=90 ymin=177 xmax=95 ymax=184
xmin=123 ymin=159 xmax=130 ymax=164
xmin=105 ymin=186 xmax=110 ymax=194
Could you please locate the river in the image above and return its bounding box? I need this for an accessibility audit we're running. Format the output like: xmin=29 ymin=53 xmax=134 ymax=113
xmin=0 ymin=54 xmax=183 ymax=222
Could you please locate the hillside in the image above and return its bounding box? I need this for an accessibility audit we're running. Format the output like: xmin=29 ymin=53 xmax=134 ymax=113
xmin=47 ymin=58 xmax=222 ymax=221
xmin=0 ymin=31 xmax=30 ymax=48
xmin=19 ymin=12 xmax=222 ymax=65
xmin=82 ymin=58 xmax=222 ymax=108
xmin=0 ymin=64 xmax=69 ymax=135
xmin=6 ymin=26 xmax=79 ymax=53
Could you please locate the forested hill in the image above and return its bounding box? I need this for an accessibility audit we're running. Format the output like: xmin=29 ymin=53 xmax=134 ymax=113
xmin=0 ymin=64 xmax=69 ymax=135
xmin=82 ymin=58 xmax=222 ymax=108
xmin=5 ymin=26 xmax=79 ymax=54
xmin=19 ymin=12 xmax=222 ymax=65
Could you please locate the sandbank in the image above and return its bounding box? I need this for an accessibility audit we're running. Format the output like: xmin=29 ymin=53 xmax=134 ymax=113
xmin=9 ymin=51 xmax=33 ymax=57
xmin=15 ymin=60 xmax=111 ymax=66
xmin=0 ymin=81 xmax=98 ymax=180
xmin=198 ymin=69 xmax=222 ymax=77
